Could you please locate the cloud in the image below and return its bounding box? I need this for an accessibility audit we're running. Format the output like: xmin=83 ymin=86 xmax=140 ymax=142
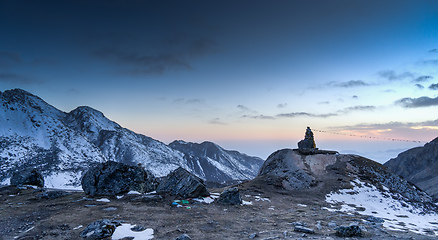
xmin=429 ymin=49 xmax=438 ymax=53
xmin=276 ymin=112 xmax=337 ymax=118
xmin=173 ymin=98 xmax=205 ymax=104
xmin=352 ymin=95 xmax=358 ymax=99
xmin=277 ymin=103 xmax=287 ymax=108
xmin=237 ymin=105 xmax=251 ymax=111
xmin=395 ymin=96 xmax=438 ymax=108
xmin=413 ymin=75 xmax=433 ymax=82
xmin=209 ymin=118 xmax=227 ymax=125
xmin=92 ymin=37 xmax=218 ymax=75
xmin=318 ymin=101 xmax=330 ymax=104
xmin=327 ymin=80 xmax=371 ymax=88
xmin=420 ymin=59 xmax=438 ymax=65
xmin=415 ymin=84 xmax=424 ymax=89
xmin=378 ymin=70 xmax=414 ymax=81
xmin=332 ymin=119 xmax=438 ymax=133
xmin=241 ymin=114 xmax=275 ymax=120
xmin=429 ymin=83 xmax=438 ymax=90
xmin=338 ymin=105 xmax=375 ymax=113
xmin=93 ymin=47 xmax=191 ymax=75
xmin=0 ymin=51 xmax=21 ymax=67
xmin=0 ymin=73 xmax=40 ymax=84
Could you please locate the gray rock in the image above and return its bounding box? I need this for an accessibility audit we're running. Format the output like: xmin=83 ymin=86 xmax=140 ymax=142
xmin=156 ymin=167 xmax=209 ymax=198
xmin=217 ymin=187 xmax=242 ymax=205
xmin=10 ymin=169 xmax=44 ymax=187
xmin=81 ymin=161 xmax=158 ymax=196
xmin=294 ymin=226 xmax=315 ymax=234
xmin=335 ymin=225 xmax=362 ymax=237
xmin=80 ymin=219 xmax=120 ymax=239
xmin=175 ymin=233 xmax=192 ymax=240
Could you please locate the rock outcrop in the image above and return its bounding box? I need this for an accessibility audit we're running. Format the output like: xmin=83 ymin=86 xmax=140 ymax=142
xmin=257 ymin=148 xmax=433 ymax=204
xmin=10 ymin=169 xmax=44 ymax=187
xmin=81 ymin=161 xmax=158 ymax=196
xmin=385 ymin=137 xmax=438 ymax=199
xmin=156 ymin=167 xmax=209 ymax=198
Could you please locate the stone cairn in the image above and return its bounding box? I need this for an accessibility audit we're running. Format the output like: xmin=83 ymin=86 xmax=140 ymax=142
xmin=297 ymin=127 xmax=317 ymax=149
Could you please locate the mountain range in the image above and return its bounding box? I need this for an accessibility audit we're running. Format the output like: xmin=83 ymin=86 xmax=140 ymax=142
xmin=0 ymin=89 xmax=264 ymax=188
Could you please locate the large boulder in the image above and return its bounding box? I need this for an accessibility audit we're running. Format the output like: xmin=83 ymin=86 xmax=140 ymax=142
xmin=216 ymin=187 xmax=242 ymax=205
xmin=156 ymin=167 xmax=209 ymax=198
xmin=81 ymin=161 xmax=158 ymax=196
xmin=10 ymin=169 xmax=44 ymax=187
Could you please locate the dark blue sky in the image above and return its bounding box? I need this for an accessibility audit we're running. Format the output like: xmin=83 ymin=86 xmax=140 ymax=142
xmin=1 ymin=0 xmax=438 ymax=161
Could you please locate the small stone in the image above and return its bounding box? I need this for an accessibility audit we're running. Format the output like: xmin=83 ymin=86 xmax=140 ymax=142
xmin=335 ymin=225 xmax=362 ymax=237
xmin=294 ymin=226 xmax=315 ymax=234
xmin=175 ymin=234 xmax=191 ymax=240
xmin=130 ymin=225 xmax=146 ymax=232
xmin=249 ymin=233 xmax=258 ymax=238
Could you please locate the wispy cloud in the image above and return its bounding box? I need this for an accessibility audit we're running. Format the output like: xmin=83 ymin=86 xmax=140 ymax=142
xmin=331 ymin=119 xmax=438 ymax=132
xmin=327 ymin=80 xmax=371 ymax=88
xmin=0 ymin=51 xmax=21 ymax=67
xmin=93 ymin=47 xmax=191 ymax=75
xmin=429 ymin=83 xmax=438 ymax=90
xmin=413 ymin=75 xmax=433 ymax=82
xmin=237 ymin=105 xmax=251 ymax=111
xmin=0 ymin=73 xmax=40 ymax=84
xmin=378 ymin=70 xmax=414 ymax=81
xmin=173 ymin=98 xmax=205 ymax=104
xmin=415 ymin=84 xmax=425 ymax=89
xmin=209 ymin=118 xmax=227 ymax=125
xmin=338 ymin=105 xmax=376 ymax=113
xmin=395 ymin=96 xmax=438 ymax=108
xmin=242 ymin=114 xmax=275 ymax=120
xmin=429 ymin=48 xmax=438 ymax=53
xmin=92 ymin=37 xmax=218 ymax=76
xmin=277 ymin=103 xmax=287 ymax=108
xmin=276 ymin=112 xmax=337 ymax=118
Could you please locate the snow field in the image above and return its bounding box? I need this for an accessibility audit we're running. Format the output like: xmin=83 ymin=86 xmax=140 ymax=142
xmin=325 ymin=179 xmax=438 ymax=235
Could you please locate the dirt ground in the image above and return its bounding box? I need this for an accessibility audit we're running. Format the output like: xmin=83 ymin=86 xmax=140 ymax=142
xmin=0 ymin=180 xmax=436 ymax=240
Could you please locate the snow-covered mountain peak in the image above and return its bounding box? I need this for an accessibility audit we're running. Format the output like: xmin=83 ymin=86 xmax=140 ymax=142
xmin=64 ymin=106 xmax=120 ymax=141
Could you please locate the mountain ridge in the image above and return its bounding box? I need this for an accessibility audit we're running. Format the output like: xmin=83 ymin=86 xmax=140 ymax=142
xmin=384 ymin=137 xmax=438 ymax=199
xmin=0 ymin=88 xmax=264 ymax=188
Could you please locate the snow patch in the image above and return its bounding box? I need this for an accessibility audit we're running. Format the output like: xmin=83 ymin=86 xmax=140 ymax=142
xmin=96 ymin=198 xmax=110 ymax=203
xmin=325 ymin=179 xmax=438 ymax=235
xmin=44 ymin=172 xmax=82 ymax=190
xmin=112 ymin=224 xmax=153 ymax=240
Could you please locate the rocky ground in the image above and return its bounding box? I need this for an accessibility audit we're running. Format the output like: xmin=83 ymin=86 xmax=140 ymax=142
xmin=1 ymin=181 xmax=437 ymax=240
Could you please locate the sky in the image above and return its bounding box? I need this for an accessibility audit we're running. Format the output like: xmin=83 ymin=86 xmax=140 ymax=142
xmin=1 ymin=0 xmax=438 ymax=163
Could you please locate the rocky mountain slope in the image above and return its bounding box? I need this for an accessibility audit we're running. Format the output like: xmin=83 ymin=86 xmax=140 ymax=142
xmin=384 ymin=137 xmax=438 ymax=199
xmin=169 ymin=140 xmax=263 ymax=182
xmin=249 ymin=148 xmax=438 ymax=235
xmin=0 ymin=89 xmax=263 ymax=188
